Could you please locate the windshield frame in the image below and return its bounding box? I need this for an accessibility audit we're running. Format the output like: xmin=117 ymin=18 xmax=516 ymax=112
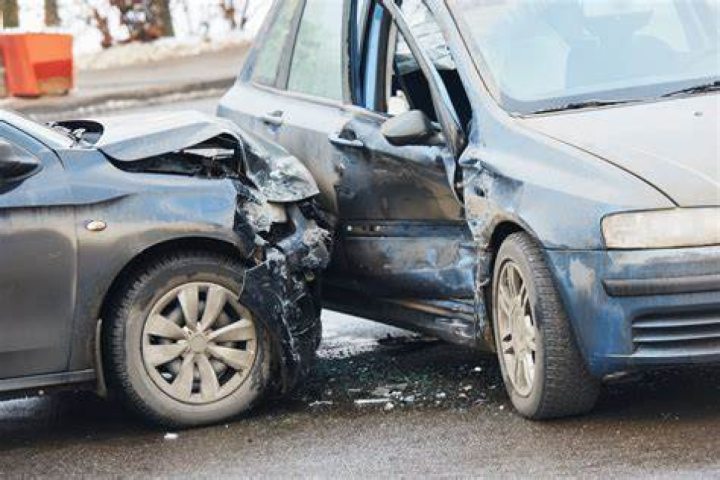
xmin=446 ymin=0 xmax=720 ymax=116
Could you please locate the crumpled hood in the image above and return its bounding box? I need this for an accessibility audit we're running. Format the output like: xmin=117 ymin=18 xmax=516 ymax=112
xmin=61 ymin=111 xmax=319 ymax=203
xmin=520 ymin=94 xmax=720 ymax=207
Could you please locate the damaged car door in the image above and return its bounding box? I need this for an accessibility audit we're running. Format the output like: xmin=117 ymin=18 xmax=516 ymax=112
xmin=0 ymin=122 xmax=77 ymax=379
xmin=220 ymin=0 xmax=480 ymax=344
xmin=324 ymin=0 xmax=478 ymax=341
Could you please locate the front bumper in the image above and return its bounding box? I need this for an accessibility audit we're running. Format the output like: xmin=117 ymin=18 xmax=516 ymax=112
xmin=545 ymin=246 xmax=720 ymax=377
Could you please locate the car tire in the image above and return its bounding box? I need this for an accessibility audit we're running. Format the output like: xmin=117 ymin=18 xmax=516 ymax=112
xmin=104 ymin=250 xmax=272 ymax=428
xmin=492 ymin=232 xmax=600 ymax=419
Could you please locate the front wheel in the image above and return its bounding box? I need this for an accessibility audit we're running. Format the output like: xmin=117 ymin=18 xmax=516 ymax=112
xmin=492 ymin=232 xmax=600 ymax=419
xmin=105 ymin=251 xmax=271 ymax=428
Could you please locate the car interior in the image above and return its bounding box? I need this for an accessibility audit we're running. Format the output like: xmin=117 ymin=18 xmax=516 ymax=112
xmin=358 ymin=0 xmax=473 ymax=136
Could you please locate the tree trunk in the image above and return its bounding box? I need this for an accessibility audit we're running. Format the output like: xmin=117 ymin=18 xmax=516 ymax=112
xmin=92 ymin=8 xmax=114 ymax=49
xmin=220 ymin=1 xmax=237 ymax=30
xmin=44 ymin=0 xmax=60 ymax=27
xmin=150 ymin=0 xmax=175 ymax=37
xmin=0 ymin=0 xmax=19 ymax=28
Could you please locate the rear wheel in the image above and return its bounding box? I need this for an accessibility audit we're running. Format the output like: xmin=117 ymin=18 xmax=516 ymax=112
xmin=492 ymin=232 xmax=600 ymax=419
xmin=105 ymin=251 xmax=271 ymax=428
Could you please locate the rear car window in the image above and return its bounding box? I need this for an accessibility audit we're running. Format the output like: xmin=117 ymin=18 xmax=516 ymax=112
xmin=252 ymin=0 xmax=301 ymax=86
xmin=287 ymin=0 xmax=345 ymax=101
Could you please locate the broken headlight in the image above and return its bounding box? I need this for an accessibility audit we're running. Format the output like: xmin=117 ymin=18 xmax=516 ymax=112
xmin=602 ymin=208 xmax=720 ymax=249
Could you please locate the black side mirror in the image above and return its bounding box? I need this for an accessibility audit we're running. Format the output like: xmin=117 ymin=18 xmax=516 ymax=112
xmin=0 ymin=139 xmax=42 ymax=183
xmin=381 ymin=110 xmax=439 ymax=147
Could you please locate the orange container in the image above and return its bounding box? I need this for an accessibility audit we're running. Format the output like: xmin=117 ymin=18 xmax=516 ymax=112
xmin=0 ymin=33 xmax=73 ymax=97
xmin=0 ymin=53 xmax=6 ymax=98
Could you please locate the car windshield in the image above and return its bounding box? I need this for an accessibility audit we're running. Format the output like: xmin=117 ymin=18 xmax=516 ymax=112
xmin=447 ymin=0 xmax=720 ymax=114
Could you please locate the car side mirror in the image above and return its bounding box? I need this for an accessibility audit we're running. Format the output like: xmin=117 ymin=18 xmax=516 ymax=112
xmin=0 ymin=139 xmax=42 ymax=183
xmin=381 ymin=110 xmax=439 ymax=147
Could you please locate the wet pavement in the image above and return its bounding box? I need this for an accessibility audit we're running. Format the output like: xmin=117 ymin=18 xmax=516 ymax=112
xmin=2 ymin=312 xmax=720 ymax=477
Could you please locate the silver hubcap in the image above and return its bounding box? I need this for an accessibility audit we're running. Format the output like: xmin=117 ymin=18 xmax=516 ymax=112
xmin=496 ymin=261 xmax=537 ymax=397
xmin=142 ymin=282 xmax=257 ymax=404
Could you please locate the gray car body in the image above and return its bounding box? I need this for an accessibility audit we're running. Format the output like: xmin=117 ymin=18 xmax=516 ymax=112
xmin=218 ymin=0 xmax=719 ymax=377
xmin=0 ymin=109 xmax=329 ymax=397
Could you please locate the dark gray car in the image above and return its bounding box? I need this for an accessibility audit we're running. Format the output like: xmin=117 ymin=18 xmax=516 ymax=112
xmin=0 ymin=109 xmax=330 ymax=427
xmin=219 ymin=0 xmax=720 ymax=419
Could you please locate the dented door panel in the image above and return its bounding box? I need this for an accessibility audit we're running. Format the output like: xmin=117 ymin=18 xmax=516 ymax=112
xmin=330 ymin=109 xmax=472 ymax=297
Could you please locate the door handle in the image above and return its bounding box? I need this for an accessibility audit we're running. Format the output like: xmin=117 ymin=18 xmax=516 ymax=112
xmin=261 ymin=111 xmax=284 ymax=127
xmin=328 ymin=132 xmax=365 ymax=149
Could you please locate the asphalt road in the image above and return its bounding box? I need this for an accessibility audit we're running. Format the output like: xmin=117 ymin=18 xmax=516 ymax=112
xmin=2 ymin=97 xmax=720 ymax=477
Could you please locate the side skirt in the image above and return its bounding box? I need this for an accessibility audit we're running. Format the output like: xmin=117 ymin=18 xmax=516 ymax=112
xmin=0 ymin=369 xmax=95 ymax=400
xmin=324 ymin=286 xmax=493 ymax=350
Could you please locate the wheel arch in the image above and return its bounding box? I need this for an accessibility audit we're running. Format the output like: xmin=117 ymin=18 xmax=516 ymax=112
xmin=482 ymin=220 xmax=533 ymax=350
xmin=99 ymin=236 xmax=252 ymax=326
xmin=94 ymin=235 xmax=254 ymax=391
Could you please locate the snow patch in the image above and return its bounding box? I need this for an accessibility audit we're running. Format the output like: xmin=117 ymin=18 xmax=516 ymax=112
xmin=12 ymin=0 xmax=271 ymax=59
xmin=75 ymin=35 xmax=250 ymax=71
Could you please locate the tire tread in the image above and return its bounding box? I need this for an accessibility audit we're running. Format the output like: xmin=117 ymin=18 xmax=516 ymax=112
xmin=500 ymin=232 xmax=600 ymax=419
xmin=104 ymin=250 xmax=253 ymax=428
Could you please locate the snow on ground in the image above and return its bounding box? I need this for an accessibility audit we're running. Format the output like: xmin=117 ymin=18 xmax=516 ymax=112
xmin=320 ymin=310 xmax=414 ymax=358
xmin=13 ymin=0 xmax=271 ymax=69
xmin=74 ymin=33 xmax=250 ymax=70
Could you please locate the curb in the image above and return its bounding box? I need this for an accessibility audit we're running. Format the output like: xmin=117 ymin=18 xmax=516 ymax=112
xmin=3 ymin=77 xmax=236 ymax=116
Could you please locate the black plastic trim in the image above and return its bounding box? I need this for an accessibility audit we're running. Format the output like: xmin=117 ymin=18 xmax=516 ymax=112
xmin=0 ymin=369 xmax=95 ymax=394
xmin=604 ymin=274 xmax=720 ymax=297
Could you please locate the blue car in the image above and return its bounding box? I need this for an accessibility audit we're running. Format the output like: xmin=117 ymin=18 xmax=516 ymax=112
xmin=219 ymin=0 xmax=719 ymax=418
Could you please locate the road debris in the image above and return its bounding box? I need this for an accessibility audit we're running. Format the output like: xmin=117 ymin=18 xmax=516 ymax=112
xmin=371 ymin=383 xmax=408 ymax=398
xmin=354 ymin=398 xmax=392 ymax=407
xmin=284 ymin=321 xmax=506 ymax=414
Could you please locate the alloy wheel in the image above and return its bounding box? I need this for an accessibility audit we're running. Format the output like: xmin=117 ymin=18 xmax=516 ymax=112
xmin=496 ymin=260 xmax=538 ymax=397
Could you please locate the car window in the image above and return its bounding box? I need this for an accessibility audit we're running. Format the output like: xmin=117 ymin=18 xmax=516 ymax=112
xmin=399 ymin=0 xmax=473 ymax=130
xmin=360 ymin=1 xmax=472 ymax=130
xmin=397 ymin=0 xmax=456 ymax=75
xmin=388 ymin=31 xmax=438 ymax=119
xmin=252 ymin=0 xmax=301 ymax=87
xmin=287 ymin=0 xmax=345 ymax=101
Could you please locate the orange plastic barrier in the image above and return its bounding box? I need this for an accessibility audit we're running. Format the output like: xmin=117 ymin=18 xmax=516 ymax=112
xmin=0 ymin=33 xmax=73 ymax=98
xmin=0 ymin=52 xmax=6 ymax=98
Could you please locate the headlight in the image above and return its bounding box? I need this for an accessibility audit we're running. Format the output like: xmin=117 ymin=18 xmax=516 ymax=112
xmin=602 ymin=208 xmax=720 ymax=249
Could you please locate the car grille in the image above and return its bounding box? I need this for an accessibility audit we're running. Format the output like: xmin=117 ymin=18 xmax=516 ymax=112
xmin=633 ymin=308 xmax=720 ymax=355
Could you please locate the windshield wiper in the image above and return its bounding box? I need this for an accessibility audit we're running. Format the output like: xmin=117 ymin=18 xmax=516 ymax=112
xmin=533 ymin=99 xmax=633 ymax=114
xmin=661 ymin=80 xmax=720 ymax=98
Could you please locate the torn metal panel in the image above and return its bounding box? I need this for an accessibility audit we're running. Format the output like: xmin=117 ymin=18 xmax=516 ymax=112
xmin=240 ymin=249 xmax=321 ymax=394
xmin=458 ymin=117 xmax=675 ymax=251
xmin=54 ymin=110 xmax=320 ymax=203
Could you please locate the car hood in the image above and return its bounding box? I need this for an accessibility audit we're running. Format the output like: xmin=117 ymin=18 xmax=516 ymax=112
xmin=520 ymin=94 xmax=720 ymax=207
xmin=57 ymin=111 xmax=319 ymax=203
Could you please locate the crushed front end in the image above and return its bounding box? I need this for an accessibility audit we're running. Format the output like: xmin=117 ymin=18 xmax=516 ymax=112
xmin=234 ymin=185 xmax=332 ymax=393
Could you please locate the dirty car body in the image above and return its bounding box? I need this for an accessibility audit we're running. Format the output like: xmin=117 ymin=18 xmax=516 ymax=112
xmin=0 ymin=109 xmax=330 ymax=425
xmin=220 ymin=0 xmax=720 ymax=418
